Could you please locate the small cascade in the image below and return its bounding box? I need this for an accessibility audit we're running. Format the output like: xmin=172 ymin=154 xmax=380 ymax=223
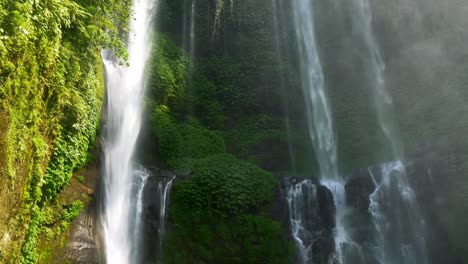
xmin=320 ymin=179 xmax=348 ymax=263
xmin=138 ymin=172 xmax=176 ymax=263
xmin=368 ymin=161 xmax=427 ymax=264
xmin=133 ymin=167 xmax=151 ymax=256
xmin=286 ymin=179 xmax=318 ymax=263
xmin=155 ymin=175 xmax=175 ymax=248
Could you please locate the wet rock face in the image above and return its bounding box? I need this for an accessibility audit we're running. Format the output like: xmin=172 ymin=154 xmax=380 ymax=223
xmin=270 ymin=178 xmax=293 ymax=239
xmin=53 ymin=203 xmax=99 ymax=264
xmin=344 ymin=168 xmax=375 ymax=244
xmin=282 ymin=177 xmax=337 ymax=263
xmin=312 ymin=236 xmax=335 ymax=264
xmin=316 ymin=185 xmax=336 ymax=232
xmin=140 ymin=169 xmax=178 ymax=263
xmin=312 ymin=184 xmax=336 ymax=263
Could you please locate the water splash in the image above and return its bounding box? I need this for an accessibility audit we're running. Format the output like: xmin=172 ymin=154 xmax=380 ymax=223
xmin=286 ymin=179 xmax=318 ymax=263
xmin=100 ymin=0 xmax=157 ymax=263
xmin=368 ymin=161 xmax=428 ymax=264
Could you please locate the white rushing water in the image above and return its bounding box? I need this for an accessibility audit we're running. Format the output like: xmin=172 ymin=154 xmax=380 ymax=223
xmin=291 ymin=0 xmax=338 ymax=180
xmin=290 ymin=0 xmax=357 ymax=263
xmin=286 ymin=179 xmax=318 ymax=263
xmin=368 ymin=162 xmax=428 ymax=264
xmin=156 ymin=175 xmax=175 ymax=248
xmin=100 ymin=0 xmax=156 ymax=263
xmin=352 ymin=0 xmax=428 ymax=262
xmin=134 ymin=168 xmax=151 ymax=247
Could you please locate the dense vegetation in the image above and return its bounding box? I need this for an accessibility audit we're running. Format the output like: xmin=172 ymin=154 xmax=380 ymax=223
xmin=1 ymin=0 xmax=467 ymax=263
xmin=148 ymin=29 xmax=295 ymax=262
xmin=0 ymin=0 xmax=130 ymax=262
xmin=146 ymin=1 xmax=300 ymax=261
xmin=163 ymin=155 xmax=293 ymax=263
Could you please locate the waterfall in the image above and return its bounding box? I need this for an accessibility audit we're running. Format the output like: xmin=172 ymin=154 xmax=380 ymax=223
xmin=291 ymin=0 xmax=337 ymax=180
xmin=100 ymin=0 xmax=156 ymax=263
xmin=368 ymin=163 xmax=428 ymax=264
xmin=352 ymin=0 xmax=428 ymax=262
xmin=289 ymin=0 xmax=359 ymax=262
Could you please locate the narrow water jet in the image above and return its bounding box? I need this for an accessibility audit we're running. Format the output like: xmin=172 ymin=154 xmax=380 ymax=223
xmin=99 ymin=0 xmax=157 ymax=263
xmin=156 ymin=175 xmax=175 ymax=248
xmin=133 ymin=167 xmax=151 ymax=254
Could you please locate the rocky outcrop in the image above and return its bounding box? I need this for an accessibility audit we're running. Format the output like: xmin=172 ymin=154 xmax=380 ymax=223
xmin=55 ymin=204 xmax=99 ymax=264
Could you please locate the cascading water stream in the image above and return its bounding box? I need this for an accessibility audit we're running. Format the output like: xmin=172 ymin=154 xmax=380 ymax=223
xmin=156 ymin=175 xmax=175 ymax=248
xmin=352 ymin=0 xmax=428 ymax=262
xmin=133 ymin=168 xmax=151 ymax=250
xmin=291 ymin=0 xmax=337 ymax=180
xmin=286 ymin=180 xmax=319 ymax=263
xmin=100 ymin=0 xmax=156 ymax=263
xmin=289 ymin=0 xmax=359 ymax=262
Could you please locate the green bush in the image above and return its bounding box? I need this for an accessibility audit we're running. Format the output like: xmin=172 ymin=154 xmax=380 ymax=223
xmin=149 ymin=34 xmax=190 ymax=119
xmin=171 ymin=154 xmax=276 ymax=219
xmin=164 ymin=154 xmax=293 ymax=263
xmin=152 ymin=106 xmax=225 ymax=169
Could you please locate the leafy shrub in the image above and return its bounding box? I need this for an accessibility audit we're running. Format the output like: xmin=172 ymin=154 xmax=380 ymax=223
xmin=152 ymin=106 xmax=225 ymax=169
xmin=163 ymin=214 xmax=294 ymax=264
xmin=171 ymin=154 xmax=276 ymax=218
xmin=62 ymin=201 xmax=84 ymax=222
xmin=149 ymin=34 xmax=190 ymax=118
xmin=164 ymin=154 xmax=292 ymax=263
xmin=152 ymin=106 xmax=184 ymax=162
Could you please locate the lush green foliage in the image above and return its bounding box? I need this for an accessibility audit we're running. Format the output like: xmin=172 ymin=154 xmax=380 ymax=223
xmin=152 ymin=106 xmax=226 ymax=169
xmin=163 ymin=214 xmax=294 ymax=264
xmin=149 ymin=34 xmax=190 ymax=118
xmin=164 ymin=155 xmax=293 ymax=263
xmin=172 ymin=154 xmax=276 ymax=218
xmin=149 ymin=4 xmax=296 ymax=262
xmin=0 ymin=0 xmax=130 ymax=262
